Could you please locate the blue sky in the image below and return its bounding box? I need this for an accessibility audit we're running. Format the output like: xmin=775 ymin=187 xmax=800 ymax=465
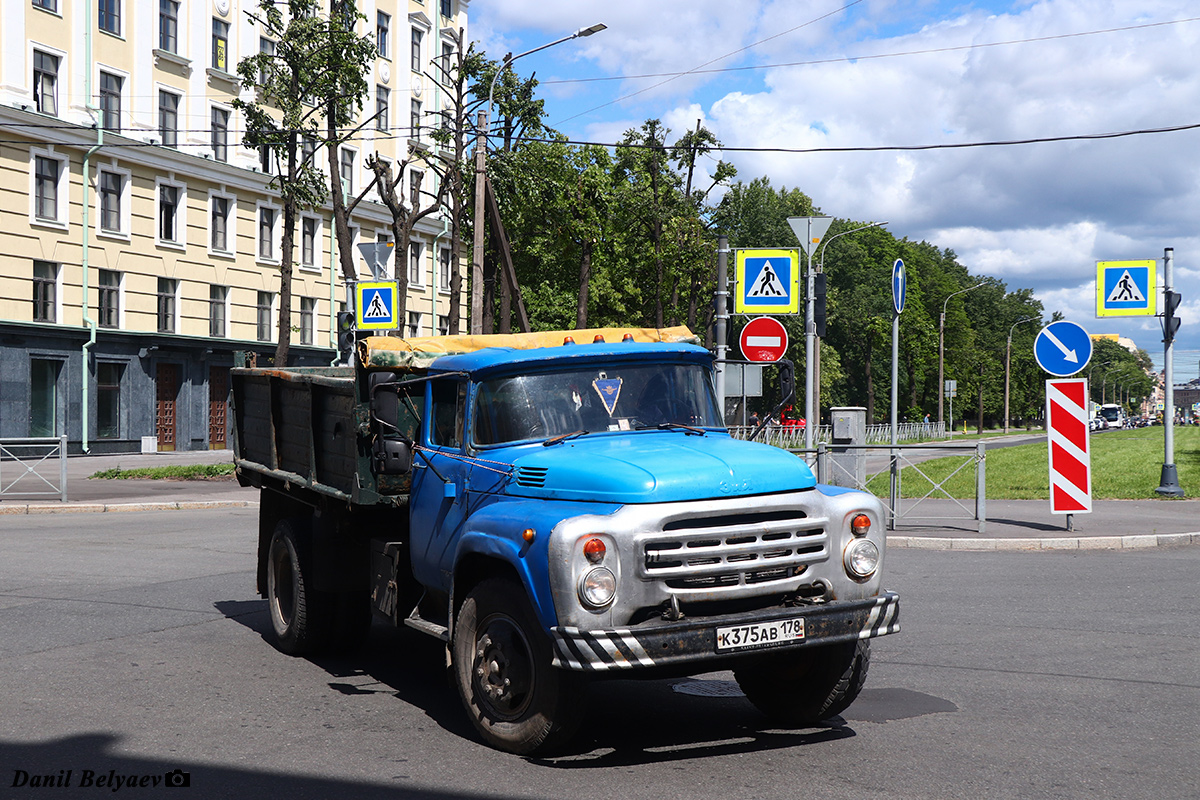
xmin=469 ymin=1 xmax=1200 ymax=378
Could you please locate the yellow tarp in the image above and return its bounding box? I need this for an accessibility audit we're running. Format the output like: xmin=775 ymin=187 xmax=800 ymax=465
xmin=358 ymin=326 xmax=701 ymax=370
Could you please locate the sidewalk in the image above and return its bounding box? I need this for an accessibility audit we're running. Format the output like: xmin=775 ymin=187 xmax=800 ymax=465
xmin=1 ymin=449 xmax=1198 ymax=550
xmin=0 ymin=449 xmax=256 ymax=513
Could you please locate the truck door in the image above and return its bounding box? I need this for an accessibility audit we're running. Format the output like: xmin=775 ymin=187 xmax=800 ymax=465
xmin=409 ymin=377 xmax=471 ymax=591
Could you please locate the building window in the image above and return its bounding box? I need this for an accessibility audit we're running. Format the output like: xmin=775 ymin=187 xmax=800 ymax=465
xmin=258 ymin=37 xmax=275 ymax=86
xmin=411 ymin=28 xmax=422 ymax=73
xmin=157 ymin=277 xmax=177 ymax=333
xmin=256 ymin=291 xmax=274 ymax=341
xmin=209 ymin=285 xmax=228 ymax=338
xmin=301 ymin=135 xmax=317 ymax=167
xmin=159 ymin=0 xmax=179 ymax=53
xmin=211 ymin=107 xmax=229 ymax=161
xmin=376 ymin=12 xmax=389 ymax=59
xmin=34 ymin=0 xmax=58 ymax=11
xmin=440 ymin=41 xmax=454 ymax=78
xmin=158 ymin=184 xmax=181 ymax=244
xmin=440 ymin=0 xmax=452 ymax=18
xmin=410 ymin=99 xmax=421 ymax=141
xmin=212 ymin=18 xmax=230 ymax=71
xmin=438 ymin=314 xmax=450 ymax=336
xmin=210 ymin=195 xmax=231 ymax=253
xmin=99 ymin=72 xmax=122 ymax=132
xmin=376 ymin=86 xmax=389 ymax=132
xmin=98 ymin=269 xmax=120 ymax=328
xmin=339 ymin=149 xmax=354 ymax=197
xmin=158 ymin=90 xmax=179 ymax=147
xmin=99 ymin=0 xmax=120 ymax=35
xmin=259 ymin=144 xmax=274 ymax=175
xmin=33 ymin=260 xmax=57 ymax=322
xmin=409 ymin=241 xmax=423 ymax=286
xmin=96 ymin=362 xmax=123 ymax=439
xmin=34 ymin=155 xmax=61 ymax=222
xmin=406 ymin=312 xmax=422 ymax=338
xmin=300 ymin=297 xmax=315 ymax=345
xmin=98 ymin=170 xmax=123 ymax=233
xmin=258 ymin=207 xmax=276 ymax=260
xmin=33 ymin=51 xmax=59 ymax=115
xmin=409 ymin=169 xmax=422 ymax=207
xmin=30 ymin=359 xmax=61 ymax=437
xmin=439 ymin=248 xmax=452 ymax=289
xmin=301 ymin=217 xmax=317 ymax=268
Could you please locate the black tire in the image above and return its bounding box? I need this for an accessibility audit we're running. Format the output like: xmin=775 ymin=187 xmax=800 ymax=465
xmin=266 ymin=518 xmax=332 ymax=655
xmin=734 ymin=640 xmax=871 ymax=725
xmin=452 ymin=578 xmax=586 ymax=755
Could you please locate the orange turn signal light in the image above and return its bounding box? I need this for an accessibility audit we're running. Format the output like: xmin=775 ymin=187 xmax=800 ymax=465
xmin=583 ymin=537 xmax=606 ymax=563
xmin=851 ymin=514 xmax=871 ymax=536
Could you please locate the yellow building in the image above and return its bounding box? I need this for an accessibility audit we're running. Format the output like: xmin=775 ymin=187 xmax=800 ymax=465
xmin=0 ymin=0 xmax=468 ymax=453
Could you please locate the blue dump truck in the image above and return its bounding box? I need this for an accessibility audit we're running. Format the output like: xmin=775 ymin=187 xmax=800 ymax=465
xmin=230 ymin=327 xmax=899 ymax=755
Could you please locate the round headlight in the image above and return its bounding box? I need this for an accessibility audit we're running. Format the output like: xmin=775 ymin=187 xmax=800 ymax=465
xmin=843 ymin=539 xmax=880 ymax=579
xmin=579 ymin=567 xmax=616 ymax=608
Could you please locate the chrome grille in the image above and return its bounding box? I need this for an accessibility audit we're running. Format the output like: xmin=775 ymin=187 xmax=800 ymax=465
xmin=640 ymin=512 xmax=827 ymax=591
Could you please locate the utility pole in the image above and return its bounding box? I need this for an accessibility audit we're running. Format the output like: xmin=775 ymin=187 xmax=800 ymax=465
xmin=715 ymin=236 xmax=729 ymax=411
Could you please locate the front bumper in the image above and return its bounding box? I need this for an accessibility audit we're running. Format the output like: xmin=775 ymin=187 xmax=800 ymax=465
xmin=551 ymin=591 xmax=899 ymax=672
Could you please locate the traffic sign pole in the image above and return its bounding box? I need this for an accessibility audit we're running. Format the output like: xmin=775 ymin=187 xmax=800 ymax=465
xmin=787 ymin=216 xmax=832 ymax=454
xmin=1157 ymin=247 xmax=1183 ymax=496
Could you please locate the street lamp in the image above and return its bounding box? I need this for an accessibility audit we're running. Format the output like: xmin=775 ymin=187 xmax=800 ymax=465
xmin=802 ymin=220 xmax=887 ymax=452
xmin=470 ymin=23 xmax=607 ymax=334
xmin=1004 ymin=316 xmax=1038 ymax=433
xmin=938 ymin=281 xmax=987 ymax=426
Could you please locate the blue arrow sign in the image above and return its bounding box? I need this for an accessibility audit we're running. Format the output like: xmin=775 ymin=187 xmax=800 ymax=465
xmin=892 ymin=259 xmax=906 ymax=314
xmin=1034 ymin=320 xmax=1092 ymax=377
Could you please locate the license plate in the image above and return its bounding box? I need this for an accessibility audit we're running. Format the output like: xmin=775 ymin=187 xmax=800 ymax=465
xmin=715 ymin=616 xmax=805 ymax=652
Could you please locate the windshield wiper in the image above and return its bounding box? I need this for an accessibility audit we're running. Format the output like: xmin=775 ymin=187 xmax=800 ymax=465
xmin=651 ymin=422 xmax=706 ymax=436
xmin=542 ymin=429 xmax=590 ymax=447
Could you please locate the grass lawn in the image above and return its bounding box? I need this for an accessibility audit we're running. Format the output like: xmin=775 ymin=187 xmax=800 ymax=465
xmin=88 ymin=463 xmax=236 ymax=480
xmin=866 ymin=426 xmax=1200 ymax=500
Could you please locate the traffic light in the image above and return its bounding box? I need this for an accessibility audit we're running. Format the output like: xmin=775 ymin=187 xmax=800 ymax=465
xmin=813 ymin=272 xmax=828 ymax=337
xmin=336 ymin=311 xmax=356 ymax=364
xmin=1163 ymin=290 xmax=1181 ymax=343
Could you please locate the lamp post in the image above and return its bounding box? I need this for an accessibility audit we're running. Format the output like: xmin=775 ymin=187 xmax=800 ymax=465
xmin=470 ymin=24 xmax=606 ymax=334
xmin=1004 ymin=315 xmax=1038 ymax=434
xmin=803 ymin=220 xmax=887 ymax=451
xmin=938 ymin=282 xmax=987 ymax=425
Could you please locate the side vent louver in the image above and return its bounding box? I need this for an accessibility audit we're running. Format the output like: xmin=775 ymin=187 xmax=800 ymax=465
xmin=515 ymin=467 xmax=549 ymax=488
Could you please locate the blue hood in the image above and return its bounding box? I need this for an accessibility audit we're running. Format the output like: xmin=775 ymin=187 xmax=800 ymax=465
xmin=499 ymin=432 xmax=815 ymax=503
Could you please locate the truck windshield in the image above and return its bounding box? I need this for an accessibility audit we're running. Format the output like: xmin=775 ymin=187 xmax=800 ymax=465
xmin=473 ymin=363 xmax=723 ymax=446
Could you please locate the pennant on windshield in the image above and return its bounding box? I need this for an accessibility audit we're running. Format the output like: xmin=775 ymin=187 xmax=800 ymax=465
xmin=592 ymin=374 xmax=622 ymax=416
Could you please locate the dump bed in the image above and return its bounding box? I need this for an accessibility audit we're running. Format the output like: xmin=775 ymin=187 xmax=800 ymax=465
xmin=230 ymin=365 xmax=380 ymax=504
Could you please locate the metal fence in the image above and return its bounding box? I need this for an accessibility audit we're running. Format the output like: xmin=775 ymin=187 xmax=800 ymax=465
xmin=728 ymin=421 xmax=947 ymax=449
xmin=778 ymin=441 xmax=987 ymax=533
xmin=0 ymin=437 xmax=68 ymax=502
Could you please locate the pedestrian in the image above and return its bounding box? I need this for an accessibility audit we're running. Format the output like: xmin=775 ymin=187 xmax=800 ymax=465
xmin=749 ymin=412 xmax=760 ymax=427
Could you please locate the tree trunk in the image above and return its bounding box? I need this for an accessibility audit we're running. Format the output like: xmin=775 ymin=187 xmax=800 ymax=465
xmin=274 ymin=198 xmax=296 ymax=367
xmin=576 ymin=238 xmax=592 ymax=329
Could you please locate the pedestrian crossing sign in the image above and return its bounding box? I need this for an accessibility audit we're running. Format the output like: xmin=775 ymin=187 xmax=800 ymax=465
xmin=735 ymin=249 xmax=800 ymax=314
xmin=355 ymin=281 xmax=399 ymax=330
xmin=1096 ymin=260 xmax=1155 ymax=317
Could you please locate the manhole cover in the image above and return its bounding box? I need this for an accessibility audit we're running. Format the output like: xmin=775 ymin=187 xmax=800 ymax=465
xmin=671 ymin=679 xmax=745 ymax=698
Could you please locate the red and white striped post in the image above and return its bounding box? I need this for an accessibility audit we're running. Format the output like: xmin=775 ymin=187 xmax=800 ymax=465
xmin=1046 ymin=378 xmax=1092 ymax=527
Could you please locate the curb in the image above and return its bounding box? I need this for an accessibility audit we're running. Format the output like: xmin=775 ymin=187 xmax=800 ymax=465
xmin=0 ymin=500 xmax=258 ymax=515
xmin=887 ymin=532 xmax=1200 ymax=551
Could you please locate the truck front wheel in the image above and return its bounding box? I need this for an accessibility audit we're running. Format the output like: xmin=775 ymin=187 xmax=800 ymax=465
xmin=452 ymin=578 xmax=585 ymax=755
xmin=734 ymin=640 xmax=871 ymax=725
xmin=266 ymin=518 xmax=331 ymax=655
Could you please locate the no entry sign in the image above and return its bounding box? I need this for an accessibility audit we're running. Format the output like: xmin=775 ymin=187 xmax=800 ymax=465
xmin=740 ymin=317 xmax=789 ymax=362
xmin=1046 ymin=378 xmax=1092 ymax=514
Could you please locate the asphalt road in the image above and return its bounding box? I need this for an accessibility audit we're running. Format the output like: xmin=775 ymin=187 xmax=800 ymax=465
xmin=0 ymin=508 xmax=1196 ymax=799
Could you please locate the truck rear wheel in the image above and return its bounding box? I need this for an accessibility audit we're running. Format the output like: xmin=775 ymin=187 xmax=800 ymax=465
xmin=452 ymin=578 xmax=585 ymax=755
xmin=734 ymin=640 xmax=870 ymax=725
xmin=266 ymin=518 xmax=331 ymax=655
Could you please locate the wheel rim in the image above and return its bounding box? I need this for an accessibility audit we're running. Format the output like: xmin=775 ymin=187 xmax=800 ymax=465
xmin=269 ymin=539 xmax=296 ymax=628
xmin=472 ymin=614 xmax=535 ymax=720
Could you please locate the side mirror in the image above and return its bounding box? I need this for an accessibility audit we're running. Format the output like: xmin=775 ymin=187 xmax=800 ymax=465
xmin=373 ymin=437 xmax=413 ymax=475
